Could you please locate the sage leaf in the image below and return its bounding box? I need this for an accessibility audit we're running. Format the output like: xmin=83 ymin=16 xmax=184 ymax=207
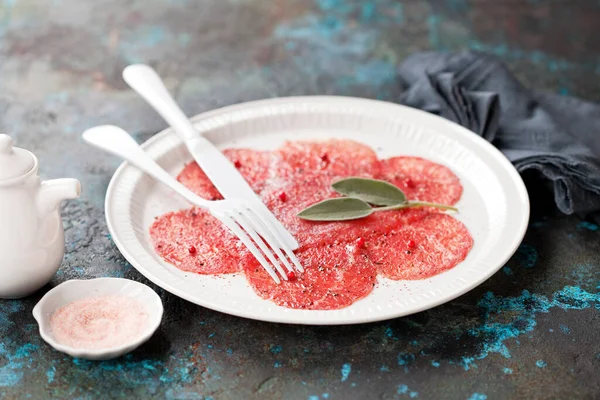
xmin=297 ymin=198 xmax=373 ymax=221
xmin=332 ymin=177 xmax=407 ymax=206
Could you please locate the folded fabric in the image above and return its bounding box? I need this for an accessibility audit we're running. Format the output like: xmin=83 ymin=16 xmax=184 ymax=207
xmin=396 ymin=51 xmax=600 ymax=217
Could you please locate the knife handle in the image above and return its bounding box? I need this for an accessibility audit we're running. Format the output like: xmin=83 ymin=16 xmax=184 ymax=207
xmin=123 ymin=64 xmax=200 ymax=142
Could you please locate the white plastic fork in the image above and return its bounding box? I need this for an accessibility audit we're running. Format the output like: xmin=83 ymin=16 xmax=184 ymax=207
xmin=82 ymin=125 xmax=303 ymax=284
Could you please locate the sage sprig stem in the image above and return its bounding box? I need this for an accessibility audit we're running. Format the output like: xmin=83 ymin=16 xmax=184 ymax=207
xmin=297 ymin=177 xmax=458 ymax=222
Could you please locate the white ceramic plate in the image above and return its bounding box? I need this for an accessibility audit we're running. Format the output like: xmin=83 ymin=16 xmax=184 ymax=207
xmin=105 ymin=96 xmax=529 ymax=325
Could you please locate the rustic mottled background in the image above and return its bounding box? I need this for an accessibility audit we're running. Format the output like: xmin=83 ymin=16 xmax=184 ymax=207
xmin=0 ymin=0 xmax=599 ymax=399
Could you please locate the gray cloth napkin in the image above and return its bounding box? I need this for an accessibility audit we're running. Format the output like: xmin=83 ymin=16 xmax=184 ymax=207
xmin=396 ymin=51 xmax=600 ymax=217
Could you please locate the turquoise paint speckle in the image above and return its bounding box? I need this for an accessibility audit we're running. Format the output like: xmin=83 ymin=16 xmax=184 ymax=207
xmin=397 ymin=353 xmax=415 ymax=366
xmin=73 ymin=353 xmax=194 ymax=392
xmin=467 ymin=394 xmax=487 ymax=400
xmin=0 ymin=343 xmax=38 ymax=387
xmin=270 ymin=345 xmax=283 ymax=354
xmin=397 ymin=384 xmax=419 ymax=398
xmin=503 ymin=367 xmax=513 ymax=374
xmin=536 ymin=360 xmax=547 ymax=368
xmin=431 ymin=361 xmax=440 ymax=368
xmin=559 ymin=324 xmax=570 ymax=334
xmin=503 ymin=266 xmax=514 ymax=276
xmin=559 ymin=87 xmax=570 ymax=96
xmin=578 ymin=221 xmax=599 ymax=231
xmin=227 ymin=348 xmax=233 ymax=355
xmin=459 ymin=356 xmax=477 ymax=371
xmin=360 ymin=2 xmax=376 ymax=21
xmin=308 ymin=396 xmax=319 ymax=400
xmin=208 ymin=333 xmax=215 ymax=338
xmin=46 ymin=367 xmax=55 ymax=383
xmin=322 ymin=394 xmax=330 ymax=399
xmin=380 ymin=365 xmax=390 ymax=372
xmin=451 ymin=285 xmax=600 ymax=368
xmin=274 ymin=362 xmax=282 ymax=368
xmin=340 ymin=363 xmax=351 ymax=382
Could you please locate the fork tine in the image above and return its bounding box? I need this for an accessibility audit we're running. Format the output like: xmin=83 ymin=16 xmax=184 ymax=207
xmin=247 ymin=206 xmax=304 ymax=273
xmin=233 ymin=210 xmax=289 ymax=280
xmin=216 ymin=214 xmax=281 ymax=284
xmin=241 ymin=207 xmax=300 ymax=273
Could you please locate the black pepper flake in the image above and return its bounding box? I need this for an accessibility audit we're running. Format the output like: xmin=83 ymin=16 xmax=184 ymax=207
xmin=406 ymin=250 xmax=412 ymax=254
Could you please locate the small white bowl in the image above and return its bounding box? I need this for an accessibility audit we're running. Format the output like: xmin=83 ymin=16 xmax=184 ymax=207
xmin=33 ymin=278 xmax=163 ymax=361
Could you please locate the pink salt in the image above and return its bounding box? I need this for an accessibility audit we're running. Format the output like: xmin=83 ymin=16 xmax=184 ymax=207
xmin=49 ymin=295 xmax=149 ymax=350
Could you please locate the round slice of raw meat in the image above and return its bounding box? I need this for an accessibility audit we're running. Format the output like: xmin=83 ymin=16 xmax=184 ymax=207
xmin=222 ymin=148 xmax=276 ymax=194
xmin=177 ymin=162 xmax=222 ymax=200
xmin=177 ymin=148 xmax=274 ymax=199
xmin=378 ymin=156 xmax=462 ymax=205
xmin=243 ymin=242 xmax=377 ymax=310
xmin=260 ymin=175 xmax=429 ymax=249
xmin=276 ymin=139 xmax=380 ymax=179
xmin=149 ymin=207 xmax=244 ymax=274
xmin=366 ymin=213 xmax=473 ymax=280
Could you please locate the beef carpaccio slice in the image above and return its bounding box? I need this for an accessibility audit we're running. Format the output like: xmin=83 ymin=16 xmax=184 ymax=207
xmin=366 ymin=213 xmax=473 ymax=280
xmin=149 ymin=208 xmax=243 ymax=274
xmin=276 ymin=139 xmax=380 ymax=179
xmin=378 ymin=156 xmax=462 ymax=205
xmin=243 ymin=242 xmax=377 ymax=310
xmin=177 ymin=162 xmax=222 ymax=200
xmin=177 ymin=148 xmax=274 ymax=199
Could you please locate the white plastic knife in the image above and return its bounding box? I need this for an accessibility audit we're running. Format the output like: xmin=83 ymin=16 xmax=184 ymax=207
xmin=123 ymin=64 xmax=299 ymax=250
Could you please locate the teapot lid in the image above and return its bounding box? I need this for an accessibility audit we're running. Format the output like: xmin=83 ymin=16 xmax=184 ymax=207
xmin=0 ymin=134 xmax=35 ymax=180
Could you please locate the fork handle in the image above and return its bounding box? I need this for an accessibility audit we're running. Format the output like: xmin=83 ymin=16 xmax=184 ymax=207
xmin=82 ymin=125 xmax=211 ymax=209
xmin=122 ymin=64 xmax=199 ymax=142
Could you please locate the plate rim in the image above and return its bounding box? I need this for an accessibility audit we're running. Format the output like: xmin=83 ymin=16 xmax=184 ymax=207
xmin=104 ymin=95 xmax=530 ymax=325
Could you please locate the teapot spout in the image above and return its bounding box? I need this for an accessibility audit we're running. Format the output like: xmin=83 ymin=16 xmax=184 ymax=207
xmin=37 ymin=178 xmax=81 ymax=215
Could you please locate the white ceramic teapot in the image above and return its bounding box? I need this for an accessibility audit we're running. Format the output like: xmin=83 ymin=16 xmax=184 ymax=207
xmin=0 ymin=134 xmax=81 ymax=299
